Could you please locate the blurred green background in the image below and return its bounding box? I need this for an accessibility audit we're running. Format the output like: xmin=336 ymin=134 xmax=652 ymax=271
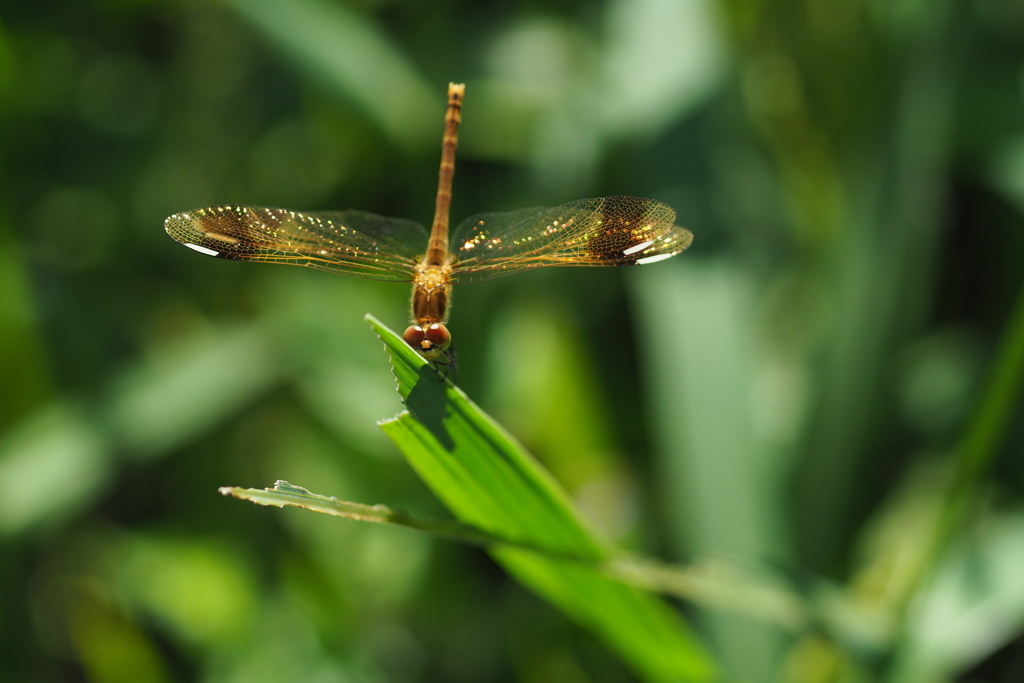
xmin=2 ymin=0 xmax=1023 ymax=681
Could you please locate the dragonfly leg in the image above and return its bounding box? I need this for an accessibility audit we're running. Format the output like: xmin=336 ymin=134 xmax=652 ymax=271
xmin=431 ymin=345 xmax=457 ymax=384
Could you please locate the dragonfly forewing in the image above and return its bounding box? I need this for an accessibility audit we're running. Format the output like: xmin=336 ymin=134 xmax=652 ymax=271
xmin=164 ymin=206 xmax=428 ymax=282
xmin=448 ymin=196 xmax=693 ymax=283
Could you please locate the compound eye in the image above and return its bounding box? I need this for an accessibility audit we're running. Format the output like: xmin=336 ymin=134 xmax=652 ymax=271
xmin=403 ymin=325 xmax=426 ymax=347
xmin=425 ymin=323 xmax=451 ymax=350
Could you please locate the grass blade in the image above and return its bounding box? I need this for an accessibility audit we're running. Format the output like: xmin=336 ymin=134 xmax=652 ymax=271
xmin=225 ymin=482 xmax=814 ymax=633
xmin=366 ymin=314 xmax=715 ymax=682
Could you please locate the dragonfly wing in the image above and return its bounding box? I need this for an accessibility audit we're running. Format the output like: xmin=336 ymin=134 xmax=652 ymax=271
xmin=448 ymin=197 xmax=693 ymax=283
xmin=165 ymin=206 xmax=427 ymax=282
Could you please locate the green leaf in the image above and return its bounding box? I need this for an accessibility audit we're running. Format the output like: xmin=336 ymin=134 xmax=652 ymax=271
xmin=225 ymin=481 xmax=814 ymax=634
xmin=365 ymin=314 xmax=716 ymax=682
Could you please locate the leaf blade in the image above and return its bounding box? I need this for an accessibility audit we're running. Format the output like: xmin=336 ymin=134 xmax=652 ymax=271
xmin=367 ymin=313 xmax=716 ymax=682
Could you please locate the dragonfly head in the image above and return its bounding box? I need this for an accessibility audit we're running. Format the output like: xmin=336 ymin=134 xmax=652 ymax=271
xmin=403 ymin=323 xmax=452 ymax=361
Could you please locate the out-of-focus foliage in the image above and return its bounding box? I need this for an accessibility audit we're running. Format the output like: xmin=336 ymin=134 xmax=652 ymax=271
xmin=0 ymin=0 xmax=1022 ymax=680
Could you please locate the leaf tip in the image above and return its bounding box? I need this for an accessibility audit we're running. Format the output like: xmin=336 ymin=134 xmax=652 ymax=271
xmin=272 ymin=480 xmax=311 ymax=495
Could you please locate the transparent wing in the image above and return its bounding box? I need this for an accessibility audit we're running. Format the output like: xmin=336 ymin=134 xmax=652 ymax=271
xmin=448 ymin=196 xmax=693 ymax=283
xmin=164 ymin=205 xmax=428 ymax=282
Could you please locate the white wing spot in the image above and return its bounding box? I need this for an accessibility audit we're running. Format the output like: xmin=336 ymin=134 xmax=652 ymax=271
xmin=622 ymin=240 xmax=655 ymax=256
xmin=636 ymin=253 xmax=674 ymax=265
xmin=185 ymin=243 xmax=220 ymax=257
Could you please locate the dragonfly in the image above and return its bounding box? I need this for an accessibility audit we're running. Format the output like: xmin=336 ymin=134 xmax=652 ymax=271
xmin=165 ymin=83 xmax=693 ymax=377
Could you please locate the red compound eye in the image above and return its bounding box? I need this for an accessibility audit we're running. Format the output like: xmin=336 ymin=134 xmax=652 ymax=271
xmin=403 ymin=326 xmax=426 ymax=347
xmin=425 ymin=323 xmax=450 ymax=349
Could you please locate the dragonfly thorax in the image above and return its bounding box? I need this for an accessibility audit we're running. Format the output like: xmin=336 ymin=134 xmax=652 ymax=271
xmin=411 ymin=263 xmax=452 ymax=325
